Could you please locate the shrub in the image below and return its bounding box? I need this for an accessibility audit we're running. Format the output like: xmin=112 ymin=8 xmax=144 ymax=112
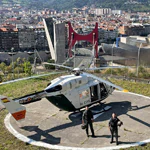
xmin=44 ymin=59 xmax=55 ymax=70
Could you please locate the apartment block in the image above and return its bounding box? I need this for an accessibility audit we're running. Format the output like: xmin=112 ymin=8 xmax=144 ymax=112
xmin=0 ymin=28 xmax=19 ymax=52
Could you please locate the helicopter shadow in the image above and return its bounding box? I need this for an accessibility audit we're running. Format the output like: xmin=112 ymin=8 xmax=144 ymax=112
xmin=21 ymin=120 xmax=81 ymax=144
xmin=69 ymin=101 xmax=131 ymax=123
xmin=93 ymin=101 xmax=131 ymax=122
xmin=69 ymin=100 xmax=150 ymax=127
xmin=21 ymin=126 xmax=61 ymax=144
xmin=92 ymin=101 xmax=150 ymax=128
xmin=128 ymin=104 xmax=150 ymax=111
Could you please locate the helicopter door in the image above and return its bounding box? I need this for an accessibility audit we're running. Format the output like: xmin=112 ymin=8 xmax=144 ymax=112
xmin=90 ymin=85 xmax=98 ymax=102
xmin=99 ymin=83 xmax=108 ymax=99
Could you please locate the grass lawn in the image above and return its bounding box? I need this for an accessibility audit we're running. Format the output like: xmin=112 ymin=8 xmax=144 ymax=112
xmin=0 ymin=74 xmax=150 ymax=150
xmin=0 ymin=109 xmax=49 ymax=150
xmin=109 ymin=78 xmax=150 ymax=97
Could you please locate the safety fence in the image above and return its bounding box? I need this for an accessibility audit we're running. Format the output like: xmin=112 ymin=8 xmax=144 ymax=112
xmin=99 ymin=74 xmax=150 ymax=84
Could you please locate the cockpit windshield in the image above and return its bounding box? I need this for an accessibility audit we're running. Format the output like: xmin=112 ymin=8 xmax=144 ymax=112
xmin=45 ymin=85 xmax=62 ymax=93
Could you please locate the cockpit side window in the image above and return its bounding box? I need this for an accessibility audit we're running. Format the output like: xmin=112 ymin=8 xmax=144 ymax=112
xmin=46 ymin=85 xmax=62 ymax=93
xmin=47 ymin=82 xmax=51 ymax=86
xmin=70 ymin=82 xmax=72 ymax=89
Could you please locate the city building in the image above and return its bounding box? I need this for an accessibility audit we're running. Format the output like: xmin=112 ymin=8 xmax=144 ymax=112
xmin=0 ymin=27 xmax=19 ymax=52
xmin=111 ymin=10 xmax=122 ymax=15
xmin=34 ymin=27 xmax=48 ymax=51
xmin=119 ymin=24 xmax=145 ymax=36
xmin=18 ymin=28 xmax=35 ymax=51
xmin=95 ymin=8 xmax=111 ymax=16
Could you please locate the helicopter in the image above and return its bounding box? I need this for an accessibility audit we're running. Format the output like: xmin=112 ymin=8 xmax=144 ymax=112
xmin=0 ymin=62 xmax=128 ymax=121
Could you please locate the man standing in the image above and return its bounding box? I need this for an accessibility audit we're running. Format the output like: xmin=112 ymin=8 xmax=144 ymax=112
xmin=82 ymin=106 xmax=95 ymax=137
xmin=109 ymin=113 xmax=123 ymax=145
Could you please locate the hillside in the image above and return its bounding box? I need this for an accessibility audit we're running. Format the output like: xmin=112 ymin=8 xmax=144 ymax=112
xmin=1 ymin=0 xmax=150 ymax=12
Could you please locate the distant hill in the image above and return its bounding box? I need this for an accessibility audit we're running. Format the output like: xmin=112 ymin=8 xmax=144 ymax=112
xmin=1 ymin=0 xmax=150 ymax=12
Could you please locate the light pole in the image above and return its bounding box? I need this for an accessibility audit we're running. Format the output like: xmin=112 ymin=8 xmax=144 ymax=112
xmin=136 ymin=43 xmax=142 ymax=77
xmin=111 ymin=42 xmax=115 ymax=76
xmin=74 ymin=42 xmax=77 ymax=68
xmin=11 ymin=47 xmax=14 ymax=79
xmin=33 ymin=39 xmax=38 ymax=74
xmin=72 ymin=42 xmax=77 ymax=68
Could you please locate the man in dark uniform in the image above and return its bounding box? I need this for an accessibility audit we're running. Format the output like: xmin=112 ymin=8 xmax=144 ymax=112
xmin=109 ymin=113 xmax=123 ymax=145
xmin=82 ymin=106 xmax=95 ymax=137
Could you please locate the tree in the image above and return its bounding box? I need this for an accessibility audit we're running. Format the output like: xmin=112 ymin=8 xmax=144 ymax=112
xmin=0 ymin=62 xmax=6 ymax=72
xmin=138 ymin=66 xmax=150 ymax=79
xmin=0 ymin=75 xmax=2 ymax=82
xmin=5 ymin=65 xmax=12 ymax=73
xmin=28 ymin=56 xmax=34 ymax=63
xmin=23 ymin=60 xmax=32 ymax=75
xmin=44 ymin=59 xmax=55 ymax=70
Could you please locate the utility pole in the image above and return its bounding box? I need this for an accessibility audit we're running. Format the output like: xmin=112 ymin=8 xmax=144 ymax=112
xmin=111 ymin=42 xmax=115 ymax=76
xmin=74 ymin=42 xmax=77 ymax=68
xmin=33 ymin=40 xmax=37 ymax=74
xmin=136 ymin=43 xmax=142 ymax=77
xmin=33 ymin=39 xmax=43 ymax=74
xmin=11 ymin=47 xmax=14 ymax=80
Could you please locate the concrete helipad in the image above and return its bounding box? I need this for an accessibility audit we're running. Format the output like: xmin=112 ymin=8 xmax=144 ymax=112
xmin=5 ymin=91 xmax=150 ymax=149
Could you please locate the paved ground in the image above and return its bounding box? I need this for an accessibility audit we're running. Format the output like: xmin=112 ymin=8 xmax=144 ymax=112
xmin=9 ymin=91 xmax=150 ymax=148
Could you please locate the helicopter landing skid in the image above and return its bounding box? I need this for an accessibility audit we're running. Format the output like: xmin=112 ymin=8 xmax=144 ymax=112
xmin=98 ymin=101 xmax=106 ymax=105
xmin=70 ymin=106 xmax=111 ymax=119
xmin=92 ymin=105 xmax=111 ymax=114
xmin=92 ymin=105 xmax=112 ymax=120
xmin=70 ymin=111 xmax=82 ymax=118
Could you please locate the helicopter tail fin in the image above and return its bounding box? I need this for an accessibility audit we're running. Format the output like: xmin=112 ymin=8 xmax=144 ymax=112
xmin=0 ymin=96 xmax=26 ymax=121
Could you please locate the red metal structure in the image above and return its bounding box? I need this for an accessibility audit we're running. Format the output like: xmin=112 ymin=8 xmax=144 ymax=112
xmin=68 ymin=22 xmax=98 ymax=58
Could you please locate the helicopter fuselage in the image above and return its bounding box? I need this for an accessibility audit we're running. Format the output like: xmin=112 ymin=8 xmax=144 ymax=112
xmin=45 ymin=73 xmax=114 ymax=111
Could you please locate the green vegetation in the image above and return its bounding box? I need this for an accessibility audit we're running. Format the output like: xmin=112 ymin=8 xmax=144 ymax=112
xmin=0 ymin=58 xmax=32 ymax=82
xmin=23 ymin=61 xmax=32 ymax=75
xmin=2 ymin=0 xmax=150 ymax=12
xmin=110 ymin=78 xmax=150 ymax=97
xmin=0 ymin=73 xmax=63 ymax=98
xmin=44 ymin=59 xmax=55 ymax=70
xmin=101 ymin=66 xmax=150 ymax=79
xmin=120 ymin=143 xmax=150 ymax=150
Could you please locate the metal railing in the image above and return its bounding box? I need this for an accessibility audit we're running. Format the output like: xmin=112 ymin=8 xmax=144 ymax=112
xmin=99 ymin=74 xmax=150 ymax=84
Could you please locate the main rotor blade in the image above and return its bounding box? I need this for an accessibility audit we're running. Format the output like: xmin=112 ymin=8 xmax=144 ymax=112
xmin=84 ymin=72 xmax=128 ymax=92
xmin=86 ymin=66 xmax=128 ymax=70
xmin=0 ymin=71 xmax=65 ymax=85
xmin=43 ymin=62 xmax=73 ymax=70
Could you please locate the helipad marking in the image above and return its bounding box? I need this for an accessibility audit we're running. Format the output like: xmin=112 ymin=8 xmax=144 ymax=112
xmin=4 ymin=91 xmax=150 ymax=150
